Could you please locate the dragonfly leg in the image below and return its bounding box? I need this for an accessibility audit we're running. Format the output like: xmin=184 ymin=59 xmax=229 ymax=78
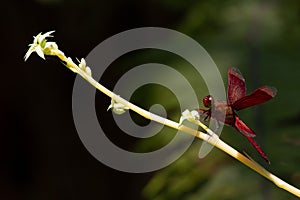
xmin=204 ymin=114 xmax=210 ymax=121
xmin=199 ymin=109 xmax=211 ymax=122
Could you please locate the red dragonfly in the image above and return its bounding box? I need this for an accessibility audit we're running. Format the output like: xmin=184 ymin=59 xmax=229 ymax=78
xmin=199 ymin=67 xmax=277 ymax=164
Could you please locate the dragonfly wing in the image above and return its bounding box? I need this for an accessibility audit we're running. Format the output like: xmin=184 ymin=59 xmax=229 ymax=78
xmin=232 ymin=86 xmax=277 ymax=111
xmin=198 ymin=118 xmax=223 ymax=159
xmin=228 ymin=67 xmax=246 ymax=105
xmin=234 ymin=115 xmax=270 ymax=164
xmin=245 ymin=136 xmax=270 ymax=164
xmin=234 ymin=115 xmax=256 ymax=137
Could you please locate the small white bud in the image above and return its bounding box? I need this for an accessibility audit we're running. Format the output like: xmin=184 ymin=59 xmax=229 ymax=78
xmin=107 ymin=98 xmax=129 ymax=115
xmin=179 ymin=109 xmax=200 ymax=126
xmin=85 ymin=66 xmax=92 ymax=76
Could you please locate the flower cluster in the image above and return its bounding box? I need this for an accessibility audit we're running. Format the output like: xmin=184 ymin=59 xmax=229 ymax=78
xmin=24 ymin=31 xmax=93 ymax=77
xmin=24 ymin=31 xmax=58 ymax=61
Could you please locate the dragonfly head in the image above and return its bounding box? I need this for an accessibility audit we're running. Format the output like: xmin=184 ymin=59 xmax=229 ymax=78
xmin=203 ymin=95 xmax=213 ymax=108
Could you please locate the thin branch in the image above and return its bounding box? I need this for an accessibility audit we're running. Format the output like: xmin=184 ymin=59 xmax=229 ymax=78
xmin=57 ymin=50 xmax=300 ymax=198
xmin=24 ymin=32 xmax=300 ymax=198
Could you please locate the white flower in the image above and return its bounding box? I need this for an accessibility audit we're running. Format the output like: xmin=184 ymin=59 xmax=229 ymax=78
xmin=24 ymin=31 xmax=56 ymax=61
xmin=179 ymin=109 xmax=200 ymax=126
xmin=107 ymin=98 xmax=129 ymax=115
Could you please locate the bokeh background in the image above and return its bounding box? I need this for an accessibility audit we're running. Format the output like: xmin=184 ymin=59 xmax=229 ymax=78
xmin=2 ymin=0 xmax=300 ymax=199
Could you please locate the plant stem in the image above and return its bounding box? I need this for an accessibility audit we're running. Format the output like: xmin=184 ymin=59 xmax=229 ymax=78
xmin=48 ymin=49 xmax=300 ymax=198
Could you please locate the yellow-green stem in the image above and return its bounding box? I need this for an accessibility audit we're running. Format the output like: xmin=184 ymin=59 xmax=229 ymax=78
xmin=49 ymin=49 xmax=300 ymax=198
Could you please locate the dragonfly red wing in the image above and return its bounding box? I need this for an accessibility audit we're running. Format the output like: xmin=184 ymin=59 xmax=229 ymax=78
xmin=234 ymin=116 xmax=270 ymax=164
xmin=232 ymin=86 xmax=277 ymax=111
xmin=234 ymin=115 xmax=256 ymax=137
xmin=227 ymin=67 xmax=246 ymax=105
xmin=245 ymin=136 xmax=270 ymax=164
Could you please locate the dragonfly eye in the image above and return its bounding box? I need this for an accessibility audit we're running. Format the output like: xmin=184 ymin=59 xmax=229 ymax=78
xmin=203 ymin=95 xmax=213 ymax=108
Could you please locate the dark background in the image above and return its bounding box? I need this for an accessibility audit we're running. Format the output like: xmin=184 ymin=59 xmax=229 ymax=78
xmin=1 ymin=0 xmax=300 ymax=199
